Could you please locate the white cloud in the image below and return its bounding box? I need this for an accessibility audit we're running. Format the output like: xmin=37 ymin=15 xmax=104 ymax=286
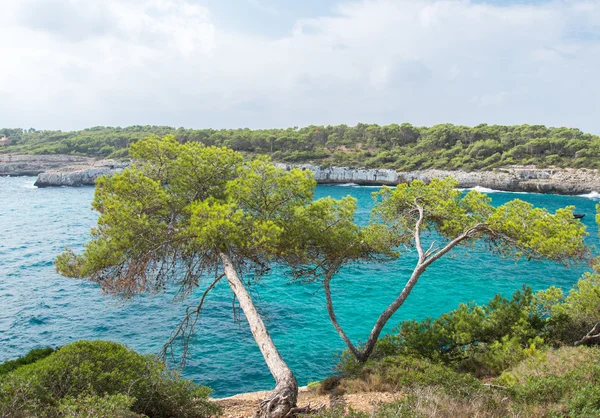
xmin=1 ymin=0 xmax=599 ymax=133
xmin=248 ymin=0 xmax=279 ymax=16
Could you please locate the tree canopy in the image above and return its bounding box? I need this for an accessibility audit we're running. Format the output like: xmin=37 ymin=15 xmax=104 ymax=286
xmin=289 ymin=177 xmax=589 ymax=362
xmin=3 ymin=123 xmax=600 ymax=170
xmin=55 ymin=135 xmax=327 ymax=418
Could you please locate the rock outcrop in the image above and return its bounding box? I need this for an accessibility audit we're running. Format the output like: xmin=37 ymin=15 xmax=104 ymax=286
xmin=0 ymin=154 xmax=95 ymax=177
xmin=33 ymin=159 xmax=128 ymax=187
xmin=398 ymin=168 xmax=600 ymax=195
xmin=283 ymin=165 xmax=398 ymax=185
xmin=1 ymin=154 xmax=599 ymax=195
xmin=276 ymin=164 xmax=600 ymax=195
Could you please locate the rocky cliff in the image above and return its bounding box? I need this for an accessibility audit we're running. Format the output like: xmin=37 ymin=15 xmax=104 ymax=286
xmin=276 ymin=164 xmax=600 ymax=195
xmin=33 ymin=159 xmax=128 ymax=187
xmin=1 ymin=154 xmax=599 ymax=195
xmin=0 ymin=154 xmax=95 ymax=177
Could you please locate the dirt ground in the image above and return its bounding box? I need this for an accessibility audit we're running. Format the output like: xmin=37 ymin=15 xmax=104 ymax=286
xmin=213 ymin=387 xmax=400 ymax=417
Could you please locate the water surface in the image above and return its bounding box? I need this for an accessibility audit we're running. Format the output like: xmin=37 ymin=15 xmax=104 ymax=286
xmin=0 ymin=177 xmax=597 ymax=396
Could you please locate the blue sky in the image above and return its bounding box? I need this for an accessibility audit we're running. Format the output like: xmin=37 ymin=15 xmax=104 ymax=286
xmin=1 ymin=0 xmax=599 ymax=133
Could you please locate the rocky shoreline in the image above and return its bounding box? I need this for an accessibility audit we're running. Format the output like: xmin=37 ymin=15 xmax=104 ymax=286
xmin=0 ymin=154 xmax=128 ymax=187
xmin=277 ymin=164 xmax=600 ymax=195
xmin=1 ymin=154 xmax=599 ymax=195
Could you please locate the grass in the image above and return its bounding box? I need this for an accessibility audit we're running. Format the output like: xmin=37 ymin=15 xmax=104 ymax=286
xmin=307 ymin=346 xmax=600 ymax=417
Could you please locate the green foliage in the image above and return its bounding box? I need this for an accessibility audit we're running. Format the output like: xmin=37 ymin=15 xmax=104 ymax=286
xmin=539 ymin=273 xmax=600 ymax=345
xmin=0 ymin=347 xmax=56 ymax=376
xmin=497 ymin=346 xmax=600 ymax=417
xmin=0 ymin=340 xmax=218 ymax=418
xmin=376 ymin=286 xmax=545 ymax=376
xmin=346 ymin=356 xmax=482 ymax=397
xmin=57 ymin=394 xmax=143 ymax=418
xmin=373 ymin=177 xmax=587 ymax=263
xmin=55 ymin=135 xmax=318 ymax=297
xmin=3 ymin=123 xmax=600 ymax=170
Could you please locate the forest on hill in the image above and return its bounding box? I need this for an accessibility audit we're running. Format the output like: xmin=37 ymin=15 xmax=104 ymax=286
xmin=2 ymin=123 xmax=600 ymax=171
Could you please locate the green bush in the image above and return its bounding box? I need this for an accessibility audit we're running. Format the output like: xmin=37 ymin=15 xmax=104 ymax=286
xmin=341 ymin=355 xmax=482 ymax=397
xmin=0 ymin=347 xmax=56 ymax=376
xmin=57 ymin=394 xmax=143 ymax=418
xmin=541 ymin=273 xmax=600 ymax=345
xmin=496 ymin=346 xmax=600 ymax=416
xmin=0 ymin=340 xmax=219 ymax=418
xmin=566 ymin=383 xmax=600 ymax=417
xmin=373 ymin=286 xmax=545 ymax=377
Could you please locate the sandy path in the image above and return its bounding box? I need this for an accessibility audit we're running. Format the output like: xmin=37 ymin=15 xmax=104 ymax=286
xmin=213 ymin=387 xmax=400 ymax=417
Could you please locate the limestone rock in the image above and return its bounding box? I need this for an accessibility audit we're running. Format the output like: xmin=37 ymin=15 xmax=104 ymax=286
xmin=33 ymin=159 xmax=128 ymax=187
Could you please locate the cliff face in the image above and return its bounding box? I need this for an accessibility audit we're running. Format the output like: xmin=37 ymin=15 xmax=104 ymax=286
xmin=0 ymin=155 xmax=94 ymax=176
xmin=33 ymin=159 xmax=128 ymax=187
xmin=1 ymin=154 xmax=598 ymax=195
xmin=276 ymin=164 xmax=600 ymax=195
xmin=399 ymin=168 xmax=599 ymax=195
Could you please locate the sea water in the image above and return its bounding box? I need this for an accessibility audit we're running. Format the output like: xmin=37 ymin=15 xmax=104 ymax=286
xmin=0 ymin=176 xmax=598 ymax=396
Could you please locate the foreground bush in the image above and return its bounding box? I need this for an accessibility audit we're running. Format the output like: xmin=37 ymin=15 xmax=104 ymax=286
xmin=339 ymin=355 xmax=482 ymax=398
xmin=316 ymin=346 xmax=600 ymax=417
xmin=323 ymin=273 xmax=600 ymax=417
xmin=343 ymin=273 xmax=600 ymax=380
xmin=497 ymin=346 xmax=600 ymax=417
xmin=0 ymin=340 xmax=219 ymax=418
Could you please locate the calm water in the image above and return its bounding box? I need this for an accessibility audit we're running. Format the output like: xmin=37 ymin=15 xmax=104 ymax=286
xmin=0 ymin=177 xmax=598 ymax=396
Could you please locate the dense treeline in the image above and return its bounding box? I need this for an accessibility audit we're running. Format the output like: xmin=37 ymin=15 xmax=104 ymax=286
xmin=2 ymin=123 xmax=600 ymax=170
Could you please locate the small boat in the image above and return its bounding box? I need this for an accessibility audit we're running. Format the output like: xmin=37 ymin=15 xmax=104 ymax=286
xmin=574 ymin=213 xmax=585 ymax=219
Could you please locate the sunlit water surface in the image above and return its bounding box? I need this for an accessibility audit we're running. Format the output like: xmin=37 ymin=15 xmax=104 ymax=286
xmin=1 ymin=177 xmax=598 ymax=396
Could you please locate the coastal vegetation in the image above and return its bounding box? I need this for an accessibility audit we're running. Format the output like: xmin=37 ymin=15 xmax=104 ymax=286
xmin=4 ymin=273 xmax=599 ymax=417
xmin=288 ymin=176 xmax=587 ymax=363
xmin=0 ymin=340 xmax=218 ymax=418
xmin=41 ymin=135 xmax=597 ymax=417
xmin=2 ymin=123 xmax=600 ymax=170
xmin=54 ymin=135 xmax=351 ymax=417
xmin=309 ymin=272 xmax=600 ymax=417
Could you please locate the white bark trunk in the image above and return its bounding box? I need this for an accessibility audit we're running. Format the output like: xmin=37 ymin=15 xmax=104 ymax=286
xmin=220 ymin=252 xmax=298 ymax=418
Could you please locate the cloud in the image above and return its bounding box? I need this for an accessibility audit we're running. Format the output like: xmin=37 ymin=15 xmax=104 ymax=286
xmin=247 ymin=0 xmax=279 ymax=16
xmin=1 ymin=0 xmax=599 ymax=133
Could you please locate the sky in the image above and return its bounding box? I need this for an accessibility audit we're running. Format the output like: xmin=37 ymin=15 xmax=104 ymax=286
xmin=1 ymin=0 xmax=599 ymax=133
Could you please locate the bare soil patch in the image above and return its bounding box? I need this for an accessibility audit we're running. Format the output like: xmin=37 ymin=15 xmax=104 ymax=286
xmin=214 ymin=387 xmax=400 ymax=417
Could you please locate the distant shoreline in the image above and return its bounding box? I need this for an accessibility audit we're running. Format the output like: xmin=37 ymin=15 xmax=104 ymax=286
xmin=1 ymin=154 xmax=599 ymax=195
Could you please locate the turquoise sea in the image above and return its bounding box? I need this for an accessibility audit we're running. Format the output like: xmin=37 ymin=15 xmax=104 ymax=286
xmin=0 ymin=176 xmax=598 ymax=396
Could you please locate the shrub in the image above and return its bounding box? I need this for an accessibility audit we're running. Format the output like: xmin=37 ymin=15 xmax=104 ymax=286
xmin=376 ymin=286 xmax=545 ymax=376
xmin=340 ymin=355 xmax=482 ymax=397
xmin=57 ymin=394 xmax=143 ymax=418
xmin=0 ymin=340 xmax=219 ymax=418
xmin=0 ymin=347 xmax=56 ymax=376
xmin=543 ymin=273 xmax=600 ymax=345
xmin=496 ymin=346 xmax=600 ymax=416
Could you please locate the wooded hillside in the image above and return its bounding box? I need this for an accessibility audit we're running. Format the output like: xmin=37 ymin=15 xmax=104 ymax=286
xmin=2 ymin=123 xmax=599 ymax=170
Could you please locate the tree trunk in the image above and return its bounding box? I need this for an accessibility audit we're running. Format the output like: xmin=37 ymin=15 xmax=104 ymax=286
xmin=575 ymin=322 xmax=600 ymax=346
xmin=356 ymin=264 xmax=426 ymax=362
xmin=220 ymin=253 xmax=298 ymax=418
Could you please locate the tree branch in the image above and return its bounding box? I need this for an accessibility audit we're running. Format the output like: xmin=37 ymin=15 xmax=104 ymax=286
xmin=355 ymin=222 xmax=489 ymax=362
xmin=161 ymin=273 xmax=225 ymax=366
xmin=575 ymin=322 xmax=600 ymax=346
xmin=422 ymin=223 xmax=488 ymax=268
xmin=414 ymin=200 xmax=425 ymax=263
xmin=323 ymin=261 xmax=361 ymax=359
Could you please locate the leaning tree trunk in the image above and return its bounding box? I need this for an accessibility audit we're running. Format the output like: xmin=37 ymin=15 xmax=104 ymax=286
xmin=220 ymin=253 xmax=298 ymax=418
